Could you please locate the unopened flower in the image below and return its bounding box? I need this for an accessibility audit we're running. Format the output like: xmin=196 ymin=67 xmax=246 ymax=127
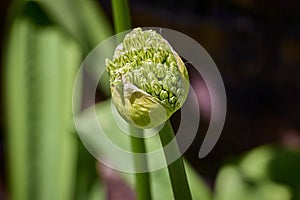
xmin=106 ymin=28 xmax=189 ymax=128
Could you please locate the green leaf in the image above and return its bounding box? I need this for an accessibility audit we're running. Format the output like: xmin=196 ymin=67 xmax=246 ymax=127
xmin=239 ymin=145 xmax=300 ymax=199
xmin=4 ymin=17 xmax=32 ymax=200
xmin=33 ymin=0 xmax=113 ymax=96
xmin=37 ymin=0 xmax=113 ymax=52
xmin=214 ymin=165 xmax=292 ymax=200
xmin=88 ymin=181 xmax=106 ymax=200
xmin=4 ymin=10 xmax=81 ymax=200
xmin=75 ymin=99 xmax=212 ymax=200
xmin=239 ymin=145 xmax=273 ymax=182
xmin=4 ymin=1 xmax=115 ymax=200
xmin=214 ymin=165 xmax=250 ymax=200
xmin=75 ymin=143 xmax=105 ymax=200
xmin=214 ymin=145 xmax=300 ymax=200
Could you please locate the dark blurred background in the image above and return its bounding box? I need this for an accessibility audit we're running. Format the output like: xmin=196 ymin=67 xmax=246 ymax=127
xmin=1 ymin=0 xmax=300 ymax=197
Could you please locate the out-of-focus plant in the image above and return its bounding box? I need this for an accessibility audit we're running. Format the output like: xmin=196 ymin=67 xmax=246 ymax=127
xmin=4 ymin=4 xmax=81 ymax=200
xmin=76 ymin=100 xmax=212 ymax=200
xmin=214 ymin=145 xmax=300 ymax=200
xmin=3 ymin=0 xmax=112 ymax=200
xmin=3 ymin=0 xmax=213 ymax=200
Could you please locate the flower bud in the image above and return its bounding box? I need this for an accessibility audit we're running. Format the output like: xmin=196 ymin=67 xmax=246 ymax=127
xmin=106 ymin=28 xmax=189 ymax=128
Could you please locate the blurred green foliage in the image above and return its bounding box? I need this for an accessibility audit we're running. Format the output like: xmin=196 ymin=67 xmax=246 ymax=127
xmin=3 ymin=0 xmax=300 ymax=200
xmin=76 ymin=99 xmax=212 ymax=200
xmin=214 ymin=145 xmax=300 ymax=200
xmin=3 ymin=0 xmax=211 ymax=199
xmin=3 ymin=0 xmax=112 ymax=199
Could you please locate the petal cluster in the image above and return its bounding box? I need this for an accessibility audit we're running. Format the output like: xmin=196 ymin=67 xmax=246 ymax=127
xmin=106 ymin=28 xmax=189 ymax=128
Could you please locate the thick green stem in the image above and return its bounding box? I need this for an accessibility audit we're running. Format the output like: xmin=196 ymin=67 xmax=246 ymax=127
xmin=111 ymin=0 xmax=131 ymax=33
xmin=130 ymin=127 xmax=152 ymax=200
xmin=159 ymin=120 xmax=192 ymax=200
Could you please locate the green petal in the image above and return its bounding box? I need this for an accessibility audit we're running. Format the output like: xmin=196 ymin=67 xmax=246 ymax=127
xmin=111 ymin=79 xmax=173 ymax=128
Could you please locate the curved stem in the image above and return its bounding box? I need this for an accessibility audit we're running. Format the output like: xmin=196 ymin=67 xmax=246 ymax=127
xmin=130 ymin=126 xmax=152 ymax=200
xmin=159 ymin=120 xmax=192 ymax=200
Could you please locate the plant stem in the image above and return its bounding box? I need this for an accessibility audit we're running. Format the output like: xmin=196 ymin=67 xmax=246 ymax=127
xmin=111 ymin=0 xmax=150 ymax=198
xmin=159 ymin=120 xmax=192 ymax=200
xmin=130 ymin=126 xmax=152 ymax=200
xmin=111 ymin=0 xmax=131 ymax=33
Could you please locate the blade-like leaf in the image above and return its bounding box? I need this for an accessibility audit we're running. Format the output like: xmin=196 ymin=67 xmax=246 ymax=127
xmin=37 ymin=0 xmax=113 ymax=52
xmin=36 ymin=0 xmax=113 ymax=95
xmin=75 ymin=99 xmax=212 ymax=200
xmin=4 ymin=5 xmax=81 ymax=200
xmin=4 ymin=17 xmax=32 ymax=200
xmin=214 ymin=165 xmax=292 ymax=200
